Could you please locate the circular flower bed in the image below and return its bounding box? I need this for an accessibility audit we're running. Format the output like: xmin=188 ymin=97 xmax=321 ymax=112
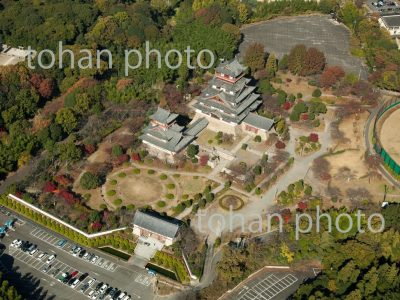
xmin=219 ymin=194 xmax=244 ymax=211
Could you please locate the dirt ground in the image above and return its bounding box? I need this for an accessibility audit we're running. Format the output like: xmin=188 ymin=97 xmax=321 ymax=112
xmin=105 ymin=172 xmax=163 ymax=207
xmin=87 ymin=126 xmax=134 ymax=164
xmin=379 ymin=108 xmax=400 ymax=165
xmin=272 ymin=73 xmax=316 ymax=97
xmin=315 ymin=111 xmax=400 ymax=205
xmin=175 ymin=175 xmax=213 ymax=196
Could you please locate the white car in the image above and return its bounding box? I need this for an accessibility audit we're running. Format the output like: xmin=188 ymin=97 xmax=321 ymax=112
xmin=11 ymin=239 xmax=20 ymax=247
xmin=91 ymin=291 xmax=98 ymax=299
xmin=87 ymin=278 xmax=96 ymax=286
xmin=99 ymin=283 xmax=108 ymax=294
xmin=37 ymin=252 xmax=47 ymax=260
xmin=88 ymin=290 xmax=95 ymax=298
xmin=47 ymin=254 xmax=56 ymax=263
xmin=91 ymin=255 xmax=99 ymax=263
xmin=15 ymin=240 xmax=23 ymax=248
xmin=82 ymin=252 xmax=90 ymax=260
xmin=29 ymin=249 xmax=38 ymax=256
xmin=71 ymin=279 xmax=80 ymax=288
xmin=118 ymin=292 xmax=126 ymax=299
xmin=122 ymin=296 xmax=131 ymax=300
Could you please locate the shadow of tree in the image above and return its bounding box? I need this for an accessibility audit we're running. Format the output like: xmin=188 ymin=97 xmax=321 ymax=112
xmin=1 ymin=253 xmax=56 ymax=299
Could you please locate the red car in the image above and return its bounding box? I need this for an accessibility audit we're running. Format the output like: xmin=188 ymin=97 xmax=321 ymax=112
xmin=70 ymin=271 xmax=79 ymax=278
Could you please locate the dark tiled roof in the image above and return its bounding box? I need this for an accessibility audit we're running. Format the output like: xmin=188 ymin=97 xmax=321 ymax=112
xmin=151 ymin=107 xmax=179 ymax=125
xmin=215 ymin=59 xmax=247 ymax=77
xmin=243 ymin=113 xmax=274 ymax=131
xmin=382 ymin=15 xmax=400 ymax=27
xmin=133 ymin=211 xmax=180 ymax=239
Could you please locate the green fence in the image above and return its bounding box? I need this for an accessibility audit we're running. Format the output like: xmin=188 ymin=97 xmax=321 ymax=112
xmin=373 ymin=100 xmax=400 ymax=176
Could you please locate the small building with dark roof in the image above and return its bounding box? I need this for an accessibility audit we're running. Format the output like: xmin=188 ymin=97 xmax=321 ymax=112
xmin=140 ymin=107 xmax=208 ymax=163
xmin=132 ymin=210 xmax=181 ymax=246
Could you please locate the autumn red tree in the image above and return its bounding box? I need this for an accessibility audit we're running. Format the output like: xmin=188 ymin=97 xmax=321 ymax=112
xmin=309 ymin=133 xmax=319 ymax=142
xmin=301 ymin=47 xmax=326 ymax=76
xmin=43 ymin=181 xmax=57 ymax=193
xmin=320 ymin=66 xmax=345 ymax=88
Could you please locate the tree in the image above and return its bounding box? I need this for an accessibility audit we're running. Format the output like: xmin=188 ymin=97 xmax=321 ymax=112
xmin=80 ymin=172 xmax=101 ymax=189
xmin=57 ymin=140 xmax=82 ymax=163
xmin=278 ymin=54 xmax=289 ymax=71
xmin=243 ymin=42 xmax=265 ymax=73
xmin=111 ymin=145 xmax=123 ymax=157
xmin=302 ymin=47 xmax=326 ymax=76
xmin=266 ymin=53 xmax=277 ymax=77
xmin=340 ymin=1 xmax=363 ymax=33
xmin=312 ymin=88 xmax=322 ymax=97
xmin=187 ymin=144 xmax=199 ymax=158
xmin=56 ymin=108 xmax=78 ymax=134
xmin=320 ymin=66 xmax=345 ymax=88
xmin=288 ymin=44 xmax=307 ymax=75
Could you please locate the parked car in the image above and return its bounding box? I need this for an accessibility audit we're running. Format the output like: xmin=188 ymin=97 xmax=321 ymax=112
xmin=87 ymin=278 xmax=96 ymax=286
xmin=95 ymin=282 xmax=103 ymax=291
xmin=73 ymin=247 xmax=82 ymax=256
xmin=57 ymin=272 xmax=68 ymax=282
xmin=113 ymin=291 xmax=121 ymax=300
xmin=88 ymin=290 xmax=95 ymax=298
xmin=42 ymin=264 xmax=52 ymax=273
xmin=56 ymin=239 xmax=67 ymax=248
xmin=29 ymin=248 xmax=38 ymax=256
xmin=70 ymin=270 xmax=78 ymax=278
xmin=71 ymin=279 xmax=80 ymax=288
xmin=82 ymin=252 xmax=90 ymax=260
xmin=118 ymin=292 xmax=126 ymax=300
xmin=99 ymin=283 xmax=108 ymax=294
xmin=91 ymin=255 xmax=99 ymax=264
xmin=109 ymin=288 xmax=118 ymax=297
xmin=14 ymin=240 xmax=22 ymax=248
xmin=78 ymin=249 xmax=86 ymax=258
xmin=70 ymin=245 xmax=78 ymax=254
xmin=80 ymin=283 xmax=89 ymax=293
xmin=52 ymin=268 xmax=60 ymax=277
xmin=37 ymin=252 xmax=47 ymax=260
xmin=122 ymin=296 xmax=131 ymax=300
xmin=11 ymin=239 xmax=20 ymax=247
xmin=47 ymin=254 xmax=56 ymax=264
xmin=91 ymin=292 xmax=99 ymax=299
xmin=78 ymin=272 xmax=88 ymax=281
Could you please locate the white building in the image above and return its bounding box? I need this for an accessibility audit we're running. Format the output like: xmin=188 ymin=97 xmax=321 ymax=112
xmin=132 ymin=211 xmax=181 ymax=247
xmin=379 ymin=15 xmax=400 ymax=49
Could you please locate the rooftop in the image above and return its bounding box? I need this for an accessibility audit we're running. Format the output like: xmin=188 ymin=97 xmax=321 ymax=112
xmin=381 ymin=14 xmax=400 ymax=27
xmin=133 ymin=210 xmax=180 ymax=239
xmin=243 ymin=113 xmax=274 ymax=131
xmin=215 ymin=58 xmax=247 ymax=78
xmin=150 ymin=107 xmax=179 ymax=125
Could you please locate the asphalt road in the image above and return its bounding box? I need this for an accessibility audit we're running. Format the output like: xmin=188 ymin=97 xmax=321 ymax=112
xmin=0 ymin=207 xmax=156 ymax=300
xmin=239 ymin=15 xmax=368 ymax=78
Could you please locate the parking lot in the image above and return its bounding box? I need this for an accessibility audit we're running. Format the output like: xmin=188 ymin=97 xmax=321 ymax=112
xmin=238 ymin=274 xmax=298 ymax=300
xmin=366 ymin=0 xmax=400 ymax=15
xmin=0 ymin=206 xmax=156 ymax=300
xmin=30 ymin=227 xmax=118 ymax=272
xmin=239 ymin=15 xmax=368 ymax=78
